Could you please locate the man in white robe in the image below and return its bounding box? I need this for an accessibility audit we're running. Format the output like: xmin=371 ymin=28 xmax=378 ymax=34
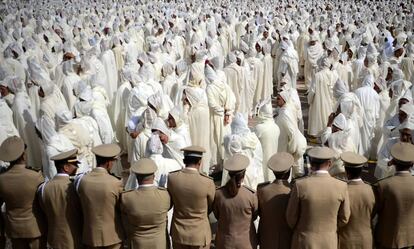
xmin=307 ymin=57 xmax=337 ymax=137
xmin=274 ymin=91 xmax=307 ymax=177
xmin=376 ymin=117 xmax=414 ymax=179
xmin=112 ymin=70 xmax=133 ymax=153
xmin=61 ymin=60 xmax=81 ymax=112
xmin=36 ymin=115 xmax=75 ymax=180
xmin=182 ymin=87 xmax=211 ymax=174
xmin=246 ymin=48 xmax=264 ymax=109
xmin=99 ymin=39 xmax=118 ymax=101
xmin=222 ymin=113 xmax=264 ymax=190
xmin=355 ymin=74 xmax=380 ymax=158
xmin=167 ymin=107 xmax=192 ymax=147
xmin=224 ymin=52 xmax=243 ymax=113
xmin=253 ymin=100 xmax=279 ymax=182
xmin=8 ymin=76 xmax=42 ymax=168
xmin=205 ymin=63 xmax=235 ymax=168
xmin=277 ymin=40 xmax=299 ymax=89
xmin=321 ymin=113 xmax=356 ymax=178
xmin=304 ymin=33 xmax=324 ymax=88
xmin=55 ymin=110 xmax=95 ymax=173
xmin=0 ymin=98 xmax=19 ymax=169
xmin=401 ymin=44 xmax=414 ymax=81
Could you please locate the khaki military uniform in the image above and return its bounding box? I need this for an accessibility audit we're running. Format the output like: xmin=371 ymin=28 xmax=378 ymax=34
xmin=286 ymin=172 xmax=350 ymax=249
xmin=339 ymin=181 xmax=375 ymax=249
xmin=167 ymin=168 xmax=215 ymax=248
xmin=77 ymin=168 xmax=124 ymax=248
xmin=338 ymin=180 xmax=375 ymax=249
xmin=375 ymin=172 xmax=414 ymax=249
xmin=120 ymin=185 xmax=171 ymax=249
xmin=0 ymin=164 xmax=46 ymax=249
xmin=40 ymin=174 xmax=83 ymax=249
xmin=257 ymin=180 xmax=292 ymax=249
xmin=213 ymin=185 xmax=258 ymax=249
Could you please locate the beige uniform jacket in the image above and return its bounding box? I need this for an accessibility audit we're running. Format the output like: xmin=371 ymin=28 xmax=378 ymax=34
xmin=0 ymin=164 xmax=45 ymax=238
xmin=77 ymin=168 xmax=124 ymax=247
xmin=375 ymin=172 xmax=414 ymax=248
xmin=120 ymin=185 xmax=171 ymax=249
xmin=167 ymin=168 xmax=215 ymax=246
xmin=286 ymin=173 xmax=350 ymax=249
xmin=40 ymin=174 xmax=83 ymax=249
xmin=338 ymin=180 xmax=375 ymax=249
xmin=257 ymin=180 xmax=292 ymax=249
xmin=213 ymin=185 xmax=258 ymax=249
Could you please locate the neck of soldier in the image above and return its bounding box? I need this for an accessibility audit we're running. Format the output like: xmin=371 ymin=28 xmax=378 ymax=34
xmin=186 ymin=163 xmax=200 ymax=170
xmin=138 ymin=178 xmax=154 ymax=186
xmin=312 ymin=163 xmax=330 ymax=172
xmin=10 ymin=156 xmax=25 ymax=166
xmin=97 ymin=162 xmax=111 ymax=172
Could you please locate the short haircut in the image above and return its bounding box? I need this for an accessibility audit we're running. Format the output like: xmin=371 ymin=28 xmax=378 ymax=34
xmin=345 ymin=166 xmax=363 ymax=179
xmin=96 ymin=156 xmax=113 ymax=166
xmin=183 ymin=155 xmax=202 ymax=165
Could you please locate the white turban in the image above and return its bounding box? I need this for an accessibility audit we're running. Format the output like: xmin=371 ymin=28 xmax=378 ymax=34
xmin=231 ymin=113 xmax=250 ymax=135
xmin=151 ymin=117 xmax=171 ymax=137
xmin=55 ymin=110 xmax=73 ymax=129
xmin=332 ymin=113 xmax=347 ymax=130
xmin=147 ymin=134 xmax=164 ymax=155
xmin=169 ymin=107 xmax=184 ymax=127
xmin=361 ymin=74 xmax=375 ymax=88
xmin=5 ymin=76 xmax=25 ymax=93
xmin=162 ymin=62 xmax=175 ymax=76
xmin=333 ymin=79 xmax=349 ymax=100
xmin=278 ymin=90 xmax=290 ymax=103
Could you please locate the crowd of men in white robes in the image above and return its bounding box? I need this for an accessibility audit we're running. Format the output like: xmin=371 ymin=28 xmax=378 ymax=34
xmin=1 ymin=0 xmax=414 ymax=189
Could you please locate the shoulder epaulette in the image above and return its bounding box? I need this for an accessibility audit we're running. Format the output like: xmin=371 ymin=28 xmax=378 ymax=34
xmin=26 ymin=166 xmax=41 ymax=172
xmin=257 ymin=181 xmax=271 ymax=188
xmin=169 ymin=169 xmax=181 ymax=174
xmin=121 ymin=189 xmax=134 ymax=194
xmin=334 ymin=176 xmax=348 ymax=183
xmin=243 ymin=185 xmax=256 ymax=193
xmin=200 ymin=172 xmax=213 ymax=180
xmin=372 ymin=175 xmax=393 ymax=185
xmin=110 ymin=173 xmax=121 ymax=180
xmin=291 ymin=175 xmax=309 ymax=183
xmin=157 ymin=186 xmax=167 ymax=191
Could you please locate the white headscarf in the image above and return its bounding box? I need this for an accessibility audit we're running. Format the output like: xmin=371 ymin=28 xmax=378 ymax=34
xmin=332 ymin=113 xmax=348 ymax=131
xmin=333 ymin=79 xmax=349 ymax=100
xmin=151 ymin=117 xmax=171 ymax=137
xmin=146 ymin=134 xmax=164 ymax=155
xmin=231 ymin=113 xmax=250 ymax=135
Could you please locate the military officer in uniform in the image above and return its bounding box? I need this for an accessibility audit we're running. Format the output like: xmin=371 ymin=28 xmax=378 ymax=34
xmin=76 ymin=144 xmax=124 ymax=249
xmin=167 ymin=146 xmax=215 ymax=249
xmin=0 ymin=136 xmax=46 ymax=249
xmin=257 ymin=152 xmax=294 ymax=249
xmin=39 ymin=149 xmax=83 ymax=249
xmin=286 ymin=147 xmax=350 ymax=249
xmin=213 ymin=154 xmax=258 ymax=249
xmin=375 ymin=142 xmax=414 ymax=249
xmin=120 ymin=158 xmax=171 ymax=249
xmin=338 ymin=152 xmax=375 ymax=249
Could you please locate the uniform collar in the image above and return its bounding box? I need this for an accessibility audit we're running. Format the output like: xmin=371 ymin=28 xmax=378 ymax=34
xmin=138 ymin=184 xmax=156 ymax=190
xmin=312 ymin=170 xmax=330 ymax=177
xmin=348 ymin=178 xmax=364 ymax=185
xmin=56 ymin=173 xmax=69 ymax=177
xmin=92 ymin=167 xmax=108 ymax=174
xmin=183 ymin=167 xmax=199 ymax=174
